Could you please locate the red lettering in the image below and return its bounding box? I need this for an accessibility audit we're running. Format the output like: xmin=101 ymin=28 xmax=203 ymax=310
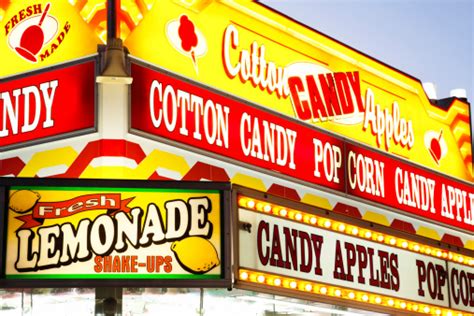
xmin=346 ymin=71 xmax=364 ymax=112
xmin=283 ymin=227 xmax=298 ymax=270
xmin=257 ymin=221 xmax=324 ymax=275
xmin=270 ymin=224 xmax=284 ymax=268
xmin=94 ymin=256 xmax=103 ymax=272
xmin=356 ymin=244 xmax=368 ymax=284
xmin=146 ymin=256 xmax=154 ymax=272
xmin=121 ymin=255 xmax=130 ymax=272
xmin=379 ymin=250 xmax=391 ymax=289
xmin=104 ymin=255 xmax=112 ymax=272
xmin=333 ymin=240 xmax=346 ymax=280
xmin=368 ymin=247 xmax=380 ymax=287
xmin=19 ymin=9 xmax=26 ymax=21
xmin=345 ymin=242 xmax=356 ymax=282
xmin=257 ymin=221 xmax=269 ymax=266
xmin=417 ymin=260 xmax=448 ymax=301
xmin=319 ymin=73 xmax=341 ymax=117
xmin=298 ymin=231 xmax=312 ymax=273
xmin=131 ymin=256 xmax=138 ymax=272
xmin=288 ymin=76 xmax=312 ymax=120
xmin=390 ymin=253 xmax=400 ymax=291
xmin=306 ymin=75 xmax=328 ymax=121
xmin=164 ymin=256 xmax=173 ymax=273
xmin=310 ymin=234 xmax=323 ymax=276
xmin=435 ymin=264 xmax=446 ymax=300
xmin=334 ymin=72 xmax=354 ymax=114
xmin=10 ymin=16 xmax=19 ymax=30
xmin=26 ymin=6 xmax=33 ymax=17
xmin=155 ymin=256 xmax=164 ymax=272
xmin=112 ymin=255 xmax=121 ymax=271
xmin=459 ymin=270 xmax=470 ymax=306
xmin=4 ymin=4 xmax=42 ymax=36
xmin=33 ymin=4 xmax=42 ymax=15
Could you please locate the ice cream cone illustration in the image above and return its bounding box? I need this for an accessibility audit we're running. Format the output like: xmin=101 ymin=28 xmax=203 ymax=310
xmin=14 ymin=3 xmax=51 ymax=62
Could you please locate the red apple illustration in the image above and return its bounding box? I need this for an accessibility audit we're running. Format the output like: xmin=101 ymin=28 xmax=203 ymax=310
xmin=15 ymin=3 xmax=51 ymax=62
xmin=428 ymin=129 xmax=443 ymax=164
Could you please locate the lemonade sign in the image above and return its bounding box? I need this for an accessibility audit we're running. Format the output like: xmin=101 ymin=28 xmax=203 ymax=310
xmin=1 ymin=180 xmax=229 ymax=286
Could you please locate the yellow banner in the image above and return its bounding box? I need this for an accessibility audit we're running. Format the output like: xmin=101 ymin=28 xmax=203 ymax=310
xmin=6 ymin=186 xmax=223 ymax=279
xmin=124 ymin=0 xmax=472 ymax=182
xmin=0 ymin=0 xmax=102 ymax=78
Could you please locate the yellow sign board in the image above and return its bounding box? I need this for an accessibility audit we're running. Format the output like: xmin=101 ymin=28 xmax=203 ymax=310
xmin=124 ymin=0 xmax=472 ymax=182
xmin=2 ymin=180 xmax=230 ymax=287
xmin=0 ymin=0 xmax=102 ymax=78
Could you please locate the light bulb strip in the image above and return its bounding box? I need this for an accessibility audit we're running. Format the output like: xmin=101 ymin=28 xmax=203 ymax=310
xmin=237 ymin=196 xmax=474 ymax=267
xmin=239 ymin=268 xmax=469 ymax=316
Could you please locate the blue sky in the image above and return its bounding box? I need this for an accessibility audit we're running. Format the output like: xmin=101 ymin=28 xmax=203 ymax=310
xmin=260 ymin=0 xmax=473 ymax=109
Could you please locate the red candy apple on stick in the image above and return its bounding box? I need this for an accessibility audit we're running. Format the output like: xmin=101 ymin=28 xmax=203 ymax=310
xmin=429 ymin=129 xmax=443 ymax=165
xmin=178 ymin=15 xmax=199 ymax=74
xmin=15 ymin=3 xmax=51 ymax=62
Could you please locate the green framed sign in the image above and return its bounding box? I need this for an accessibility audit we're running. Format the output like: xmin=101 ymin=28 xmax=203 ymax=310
xmin=0 ymin=178 xmax=231 ymax=288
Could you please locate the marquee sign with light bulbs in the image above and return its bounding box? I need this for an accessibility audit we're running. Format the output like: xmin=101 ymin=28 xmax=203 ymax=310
xmin=234 ymin=189 xmax=474 ymax=315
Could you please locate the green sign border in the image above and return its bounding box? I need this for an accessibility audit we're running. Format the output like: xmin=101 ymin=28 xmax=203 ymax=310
xmin=0 ymin=178 xmax=231 ymax=288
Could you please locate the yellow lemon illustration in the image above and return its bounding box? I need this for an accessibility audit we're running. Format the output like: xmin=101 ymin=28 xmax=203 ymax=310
xmin=171 ymin=237 xmax=220 ymax=274
xmin=9 ymin=190 xmax=41 ymax=214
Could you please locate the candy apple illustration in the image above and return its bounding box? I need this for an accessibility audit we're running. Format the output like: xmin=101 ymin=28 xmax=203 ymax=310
xmin=15 ymin=3 xmax=51 ymax=62
xmin=424 ymin=129 xmax=446 ymax=165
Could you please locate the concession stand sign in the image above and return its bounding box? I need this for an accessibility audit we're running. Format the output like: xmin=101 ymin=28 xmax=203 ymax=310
xmin=0 ymin=58 xmax=96 ymax=150
xmin=236 ymin=195 xmax=474 ymax=313
xmin=0 ymin=0 xmax=101 ymax=78
xmin=124 ymin=0 xmax=473 ymax=182
xmin=0 ymin=0 xmax=101 ymax=151
xmin=0 ymin=179 xmax=231 ymax=287
xmin=130 ymin=61 xmax=474 ymax=232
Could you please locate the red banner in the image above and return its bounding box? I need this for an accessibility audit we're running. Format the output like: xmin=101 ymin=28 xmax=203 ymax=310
xmin=130 ymin=61 xmax=474 ymax=232
xmin=0 ymin=58 xmax=96 ymax=149
xmin=16 ymin=193 xmax=133 ymax=229
xmin=346 ymin=144 xmax=474 ymax=231
xmin=131 ymin=63 xmax=344 ymax=192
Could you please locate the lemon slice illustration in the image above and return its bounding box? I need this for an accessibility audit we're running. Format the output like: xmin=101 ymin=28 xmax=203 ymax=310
xmin=171 ymin=237 xmax=220 ymax=274
xmin=9 ymin=190 xmax=41 ymax=214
